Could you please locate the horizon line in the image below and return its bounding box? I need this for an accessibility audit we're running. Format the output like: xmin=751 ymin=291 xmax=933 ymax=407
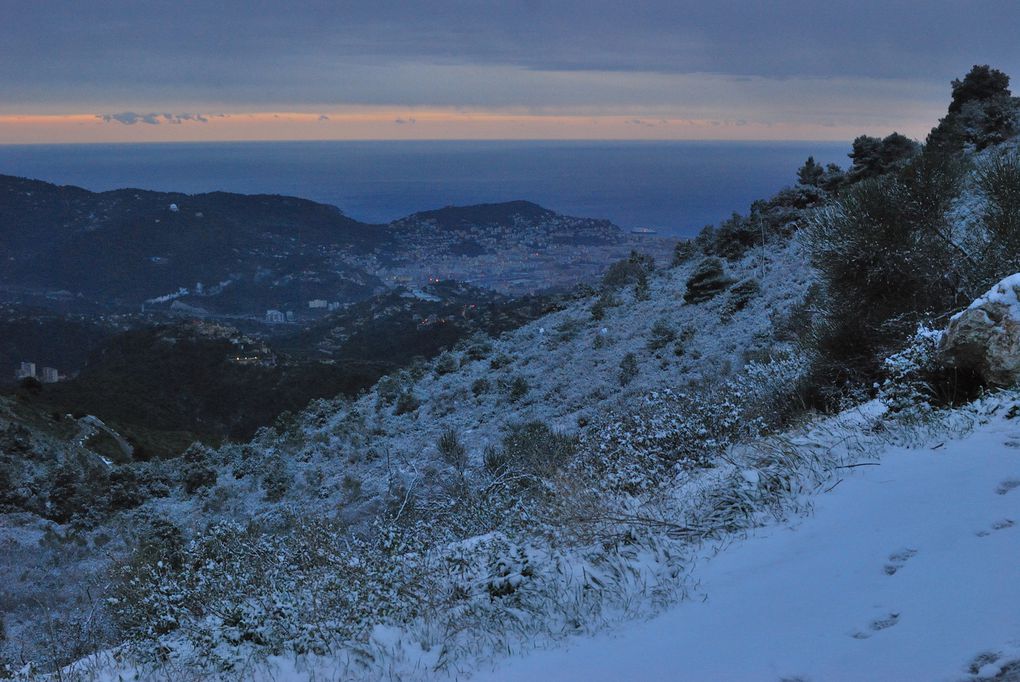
xmin=0 ymin=137 xmax=858 ymax=147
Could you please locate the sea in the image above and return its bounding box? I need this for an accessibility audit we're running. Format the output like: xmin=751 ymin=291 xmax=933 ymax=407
xmin=0 ymin=140 xmax=850 ymax=238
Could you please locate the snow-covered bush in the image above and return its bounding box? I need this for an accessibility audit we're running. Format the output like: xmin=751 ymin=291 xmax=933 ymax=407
xmin=434 ymin=352 xmax=459 ymax=376
xmin=646 ymin=319 xmax=676 ymax=351
xmin=976 ymin=151 xmax=1020 ymax=279
xmin=805 ymin=149 xmax=963 ymax=400
xmin=484 ymin=421 xmax=577 ymax=492
xmin=879 ymin=324 xmax=985 ymax=415
xmin=721 ymin=277 xmax=761 ymax=320
xmin=437 ymin=427 xmax=468 ymax=472
xmin=683 ymin=257 xmax=733 ymax=303
xmin=394 ymin=390 xmax=420 ymax=416
xmin=581 ymin=354 xmax=810 ymax=494
xmin=181 ymin=444 xmax=218 ymax=494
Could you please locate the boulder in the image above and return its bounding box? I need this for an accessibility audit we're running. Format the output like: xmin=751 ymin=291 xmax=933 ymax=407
xmin=942 ymin=273 xmax=1020 ymax=386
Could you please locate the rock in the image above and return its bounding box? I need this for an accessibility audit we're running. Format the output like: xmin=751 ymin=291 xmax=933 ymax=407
xmin=942 ymin=273 xmax=1020 ymax=386
xmin=684 ymin=257 xmax=735 ymax=304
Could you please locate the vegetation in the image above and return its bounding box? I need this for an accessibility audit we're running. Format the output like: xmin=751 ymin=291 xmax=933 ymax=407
xmin=646 ymin=319 xmax=676 ymax=351
xmin=602 ymin=251 xmax=655 ymax=288
xmin=684 ymin=257 xmax=733 ymax=303
xmin=618 ymin=352 xmax=639 ymax=386
xmin=928 ymin=65 xmax=1017 ymax=153
xmin=437 ymin=426 xmax=469 ymax=471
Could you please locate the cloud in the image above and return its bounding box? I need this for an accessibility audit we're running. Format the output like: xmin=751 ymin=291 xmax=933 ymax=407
xmin=98 ymin=111 xmax=210 ymax=125
xmin=97 ymin=112 xmax=158 ymax=125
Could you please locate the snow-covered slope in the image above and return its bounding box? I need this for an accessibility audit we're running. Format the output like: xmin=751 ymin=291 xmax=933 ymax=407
xmin=473 ymin=398 xmax=1020 ymax=682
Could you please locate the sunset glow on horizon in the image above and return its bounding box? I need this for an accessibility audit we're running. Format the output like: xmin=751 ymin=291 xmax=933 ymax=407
xmin=0 ymin=108 xmax=941 ymax=145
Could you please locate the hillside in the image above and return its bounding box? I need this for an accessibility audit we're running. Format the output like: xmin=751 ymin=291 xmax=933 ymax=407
xmin=7 ymin=283 xmax=561 ymax=455
xmin=476 ymin=398 xmax=1020 ymax=681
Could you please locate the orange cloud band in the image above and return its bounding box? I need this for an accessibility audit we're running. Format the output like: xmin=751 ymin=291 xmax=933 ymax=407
xmin=0 ymin=110 xmax=931 ymax=144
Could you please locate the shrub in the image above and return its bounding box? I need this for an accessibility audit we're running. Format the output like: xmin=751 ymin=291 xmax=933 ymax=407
xmin=847 ymin=132 xmax=919 ymax=182
xmin=434 ymin=352 xmax=459 ymax=376
xmin=672 ymin=239 xmax=697 ymax=265
xmin=437 ymin=427 xmax=469 ymax=471
xmin=602 ymin=251 xmax=655 ymax=288
xmin=489 ymin=353 xmax=512 ymax=370
xmin=684 ymin=257 xmax=734 ymax=303
xmin=929 ymin=66 xmax=1017 ymax=153
xmin=506 ymin=375 xmax=529 ymax=402
xmin=464 ymin=338 xmax=493 ymax=361
xmin=949 ymin=64 xmax=1012 ymax=114
xmin=471 ymin=377 xmax=490 ymax=396
xmin=722 ymin=278 xmax=762 ymax=319
xmin=394 ymin=390 xmax=420 ymax=415
xmin=618 ymin=352 xmax=638 ymax=386
xmin=877 ymin=325 xmax=982 ymax=415
xmin=590 ymin=291 xmax=620 ymax=321
xmin=634 ymin=271 xmax=651 ymax=301
xmin=797 ymin=156 xmax=824 ymax=186
xmin=582 ymin=354 xmax=810 ymax=491
xmin=484 ymin=421 xmax=577 ymax=485
xmin=551 ymin=318 xmax=583 ymax=345
xmin=261 ymin=456 xmax=290 ymax=502
xmin=804 ymin=150 xmax=963 ymax=401
xmin=108 ymin=518 xmax=186 ymax=639
xmin=647 ymin=319 xmax=676 ymax=351
xmin=705 ymin=212 xmax=757 ymax=260
xmin=976 ymin=152 xmax=1020 ymax=278
xmin=106 ymin=467 xmax=143 ymax=511
xmin=375 ymin=375 xmax=402 ymax=407
xmin=182 ymin=445 xmax=217 ymax=495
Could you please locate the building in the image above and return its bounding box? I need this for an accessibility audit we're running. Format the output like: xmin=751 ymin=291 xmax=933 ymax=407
xmin=41 ymin=367 xmax=60 ymax=383
xmin=308 ymin=299 xmax=328 ymax=309
xmin=15 ymin=361 xmax=36 ymax=380
xmin=265 ymin=309 xmax=286 ymax=324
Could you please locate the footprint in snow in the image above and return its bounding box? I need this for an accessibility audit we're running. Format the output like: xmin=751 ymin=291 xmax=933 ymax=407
xmin=883 ymin=548 xmax=917 ymax=575
xmin=852 ymin=612 xmax=900 ymax=639
xmin=996 ymin=479 xmax=1020 ymax=495
xmin=975 ymin=519 xmax=1014 ymax=537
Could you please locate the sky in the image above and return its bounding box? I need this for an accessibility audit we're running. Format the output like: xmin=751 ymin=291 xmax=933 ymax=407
xmin=2 ymin=1 xmax=1020 ymax=144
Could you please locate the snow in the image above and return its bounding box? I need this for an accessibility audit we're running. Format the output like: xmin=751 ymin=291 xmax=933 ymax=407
xmin=145 ymin=287 xmax=189 ymax=304
xmin=473 ymin=409 xmax=1020 ymax=682
xmin=957 ymin=272 xmax=1020 ymax=320
xmin=402 ymin=288 xmax=442 ymax=302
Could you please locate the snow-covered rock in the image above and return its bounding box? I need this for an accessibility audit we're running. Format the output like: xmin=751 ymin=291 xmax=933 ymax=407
xmin=943 ymin=273 xmax=1020 ymax=386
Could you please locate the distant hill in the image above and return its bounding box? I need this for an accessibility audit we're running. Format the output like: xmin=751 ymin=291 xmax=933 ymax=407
xmin=391 ymin=200 xmax=556 ymax=231
xmin=0 ymin=175 xmax=639 ymax=314
xmin=0 ymin=174 xmax=388 ymax=311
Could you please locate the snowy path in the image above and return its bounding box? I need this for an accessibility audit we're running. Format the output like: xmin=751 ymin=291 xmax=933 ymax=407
xmin=474 ymin=416 xmax=1020 ymax=682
